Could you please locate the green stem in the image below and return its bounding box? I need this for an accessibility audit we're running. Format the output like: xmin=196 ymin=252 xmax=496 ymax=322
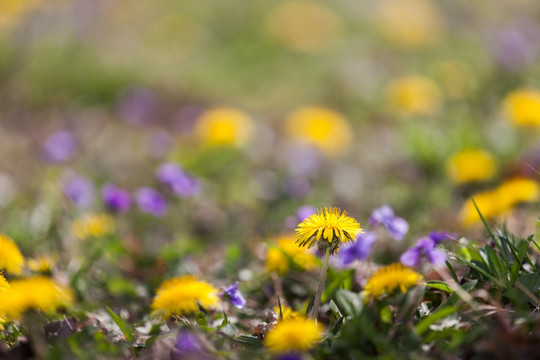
xmin=310 ymin=247 xmax=330 ymax=320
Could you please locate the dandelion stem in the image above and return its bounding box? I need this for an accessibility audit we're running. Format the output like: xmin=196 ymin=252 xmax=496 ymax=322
xmin=310 ymin=247 xmax=330 ymax=320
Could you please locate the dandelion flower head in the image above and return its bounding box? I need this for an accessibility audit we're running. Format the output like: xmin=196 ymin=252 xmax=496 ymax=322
xmin=364 ymin=263 xmax=423 ymax=302
xmin=27 ymin=256 xmax=55 ymax=274
xmin=0 ymin=272 xmax=9 ymax=291
xmin=295 ymin=207 xmax=362 ymax=254
xmin=0 ymin=234 xmax=24 ymax=275
xmin=265 ymin=1 xmax=340 ymax=53
xmin=194 ymin=107 xmax=254 ymax=147
xmin=0 ymin=276 xmax=74 ymax=320
xmin=375 ymin=0 xmax=443 ymax=47
xmin=285 ymin=107 xmax=353 ymax=157
xmin=71 ymin=214 xmax=115 ymax=240
xmin=151 ymin=275 xmax=219 ymax=318
xmin=386 ymin=75 xmax=441 ymax=116
xmin=264 ymin=317 xmax=323 ymax=354
xmin=446 ymin=150 xmax=496 ymax=184
xmin=503 ymin=88 xmax=540 ymax=127
xmin=266 ymin=235 xmax=319 ymax=275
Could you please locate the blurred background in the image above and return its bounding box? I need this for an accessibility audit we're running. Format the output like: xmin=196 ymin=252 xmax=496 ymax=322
xmin=1 ymin=0 xmax=540 ymax=267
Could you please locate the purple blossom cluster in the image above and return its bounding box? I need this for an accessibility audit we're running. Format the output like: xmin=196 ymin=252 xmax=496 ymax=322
xmin=400 ymin=232 xmax=454 ymax=267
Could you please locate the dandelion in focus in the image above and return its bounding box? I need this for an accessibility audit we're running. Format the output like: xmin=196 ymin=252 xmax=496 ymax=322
xmin=266 ymin=235 xmax=319 ymax=275
xmin=364 ymin=263 xmax=423 ymax=302
xmin=71 ymin=214 xmax=115 ymax=240
xmin=0 ymin=276 xmax=74 ymax=320
xmin=194 ymin=107 xmax=254 ymax=147
xmin=285 ymin=107 xmax=353 ymax=157
xmin=265 ymin=1 xmax=340 ymax=53
xmin=295 ymin=207 xmax=361 ymax=254
xmin=446 ymin=150 xmax=496 ymax=184
xmin=375 ymin=0 xmax=443 ymax=47
xmin=503 ymin=89 xmax=540 ymax=127
xmin=0 ymin=234 xmax=24 ymax=275
xmin=151 ymin=275 xmax=219 ymax=318
xmin=386 ymin=75 xmax=441 ymax=116
xmin=264 ymin=317 xmax=323 ymax=354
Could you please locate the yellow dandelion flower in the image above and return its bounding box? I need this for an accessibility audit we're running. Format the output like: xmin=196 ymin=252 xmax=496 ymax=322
xmin=266 ymin=235 xmax=319 ymax=275
xmin=446 ymin=150 xmax=496 ymax=184
xmin=71 ymin=214 xmax=115 ymax=240
xmin=273 ymin=305 xmax=302 ymax=320
xmin=0 ymin=0 xmax=40 ymax=29
xmin=194 ymin=107 xmax=254 ymax=147
xmin=375 ymin=0 xmax=443 ymax=47
xmin=264 ymin=1 xmax=340 ymax=53
xmin=285 ymin=107 xmax=353 ymax=156
xmin=364 ymin=263 xmax=423 ymax=302
xmin=0 ymin=276 xmax=74 ymax=320
xmin=0 ymin=234 xmax=24 ymax=275
xmin=27 ymin=256 xmax=55 ymax=273
xmin=502 ymin=89 xmax=540 ymax=127
xmin=295 ymin=207 xmax=362 ymax=254
xmin=151 ymin=275 xmax=219 ymax=318
xmin=265 ymin=317 xmax=323 ymax=354
xmin=459 ymin=178 xmax=539 ymax=225
xmin=386 ymin=75 xmax=441 ymax=116
xmin=0 ymin=272 xmax=9 ymax=291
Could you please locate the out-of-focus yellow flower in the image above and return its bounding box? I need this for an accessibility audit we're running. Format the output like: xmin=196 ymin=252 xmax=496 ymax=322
xmin=27 ymin=256 xmax=55 ymax=273
xmin=0 ymin=234 xmax=24 ymax=275
xmin=459 ymin=178 xmax=540 ymax=225
xmin=273 ymin=305 xmax=302 ymax=320
xmin=363 ymin=263 xmax=423 ymax=302
xmin=386 ymin=75 xmax=441 ymax=116
xmin=71 ymin=214 xmax=115 ymax=240
xmin=151 ymin=275 xmax=219 ymax=318
xmin=0 ymin=273 xmax=9 ymax=291
xmin=433 ymin=61 xmax=474 ymax=99
xmin=375 ymin=0 xmax=443 ymax=47
xmin=295 ymin=207 xmax=362 ymax=254
xmin=194 ymin=108 xmax=254 ymax=147
xmin=0 ymin=276 xmax=74 ymax=320
xmin=285 ymin=107 xmax=353 ymax=156
xmin=502 ymin=89 xmax=540 ymax=127
xmin=264 ymin=1 xmax=340 ymax=53
xmin=0 ymin=0 xmax=39 ymax=29
xmin=266 ymin=235 xmax=319 ymax=275
xmin=446 ymin=150 xmax=496 ymax=184
xmin=264 ymin=317 xmax=323 ymax=354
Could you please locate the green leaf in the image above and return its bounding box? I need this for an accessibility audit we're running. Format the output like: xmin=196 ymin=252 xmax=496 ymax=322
xmin=504 ymin=273 xmax=540 ymax=306
xmin=195 ymin=311 xmax=208 ymax=327
xmin=452 ymin=253 xmax=499 ymax=283
xmin=445 ymin=280 xmax=478 ymax=307
xmin=426 ymin=281 xmax=453 ymax=294
xmin=335 ymin=289 xmax=363 ymax=317
xmin=329 ymin=299 xmax=343 ymax=319
xmin=415 ymin=306 xmax=459 ymax=335
xmin=105 ymin=306 xmax=134 ymax=343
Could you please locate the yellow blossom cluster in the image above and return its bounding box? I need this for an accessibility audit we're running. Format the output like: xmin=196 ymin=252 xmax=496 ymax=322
xmin=266 ymin=235 xmax=319 ymax=275
xmin=363 ymin=263 xmax=424 ymax=302
xmin=459 ymin=178 xmax=540 ymax=225
xmin=446 ymin=150 xmax=496 ymax=184
xmin=71 ymin=214 xmax=115 ymax=240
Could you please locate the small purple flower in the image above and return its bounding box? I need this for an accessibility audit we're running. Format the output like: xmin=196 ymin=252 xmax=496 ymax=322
xmin=489 ymin=21 xmax=540 ymax=71
xmin=156 ymin=162 xmax=199 ymax=197
xmin=369 ymin=205 xmax=409 ymax=241
xmin=117 ymin=87 xmax=158 ymax=126
xmin=136 ymin=187 xmax=167 ymax=217
xmin=277 ymin=353 xmax=303 ymax=360
xmin=63 ymin=175 xmax=94 ymax=208
xmin=428 ymin=231 xmax=454 ymax=245
xmin=43 ymin=130 xmax=77 ymax=163
xmin=102 ymin=184 xmax=131 ymax=213
xmin=175 ymin=331 xmax=203 ymax=352
xmin=224 ymin=282 xmax=247 ymax=310
xmin=400 ymin=236 xmax=446 ymax=267
xmin=338 ymin=232 xmax=376 ymax=266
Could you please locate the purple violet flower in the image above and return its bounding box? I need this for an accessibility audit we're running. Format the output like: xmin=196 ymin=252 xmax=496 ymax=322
xmin=170 ymin=331 xmax=205 ymax=359
xmin=43 ymin=130 xmax=77 ymax=163
xmin=428 ymin=231 xmax=454 ymax=245
xmin=369 ymin=205 xmax=409 ymax=241
xmin=117 ymin=87 xmax=158 ymax=126
xmin=338 ymin=232 xmax=376 ymax=266
xmin=136 ymin=187 xmax=167 ymax=217
xmin=102 ymin=184 xmax=131 ymax=213
xmin=156 ymin=162 xmax=200 ymax=197
xmin=63 ymin=174 xmax=94 ymax=208
xmin=277 ymin=353 xmax=303 ymax=360
xmin=224 ymin=282 xmax=247 ymax=310
xmin=400 ymin=236 xmax=446 ymax=267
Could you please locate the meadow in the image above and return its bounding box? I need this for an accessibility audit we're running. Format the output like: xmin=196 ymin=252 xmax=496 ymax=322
xmin=1 ymin=1 xmax=540 ymax=359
